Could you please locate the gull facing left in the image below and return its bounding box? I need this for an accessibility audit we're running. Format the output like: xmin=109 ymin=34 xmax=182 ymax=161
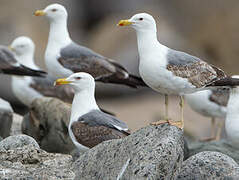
xmin=118 ymin=13 xmax=239 ymax=129
xmin=55 ymin=72 xmax=130 ymax=151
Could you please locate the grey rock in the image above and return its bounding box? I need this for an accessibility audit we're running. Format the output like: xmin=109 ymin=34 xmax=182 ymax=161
xmin=22 ymin=97 xmax=75 ymax=154
xmin=177 ymin=151 xmax=239 ymax=179
xmin=189 ymin=139 xmax=239 ymax=164
xmin=0 ymin=111 xmax=12 ymax=138
xmin=0 ymin=144 xmax=74 ymax=179
xmin=73 ymin=124 xmax=184 ymax=180
xmin=0 ymin=134 xmax=39 ymax=151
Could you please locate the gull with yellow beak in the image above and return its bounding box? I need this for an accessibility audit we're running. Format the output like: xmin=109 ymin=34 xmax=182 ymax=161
xmin=55 ymin=72 xmax=130 ymax=150
xmin=9 ymin=36 xmax=76 ymax=106
xmin=118 ymin=13 xmax=239 ymax=129
xmin=34 ymin=3 xmax=146 ymax=88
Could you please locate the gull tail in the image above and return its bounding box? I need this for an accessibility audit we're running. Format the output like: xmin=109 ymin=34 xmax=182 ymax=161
xmin=207 ymin=77 xmax=239 ymax=87
xmin=2 ymin=65 xmax=47 ymax=77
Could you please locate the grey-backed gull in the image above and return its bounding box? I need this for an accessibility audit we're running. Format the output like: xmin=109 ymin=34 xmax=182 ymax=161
xmin=118 ymin=13 xmax=239 ymax=129
xmin=34 ymin=4 xmax=146 ymax=88
xmin=55 ymin=72 xmax=130 ymax=150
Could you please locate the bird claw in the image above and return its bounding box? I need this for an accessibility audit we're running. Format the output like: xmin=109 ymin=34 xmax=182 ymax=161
xmin=150 ymin=119 xmax=184 ymax=130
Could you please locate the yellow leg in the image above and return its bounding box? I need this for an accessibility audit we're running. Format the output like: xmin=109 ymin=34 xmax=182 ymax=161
xmin=165 ymin=94 xmax=169 ymax=120
xmin=211 ymin=117 xmax=216 ymax=138
xmin=171 ymin=95 xmax=184 ymax=130
xmin=215 ymin=121 xmax=224 ymax=141
xmin=151 ymin=95 xmax=184 ymax=130
xmin=151 ymin=94 xmax=170 ymax=126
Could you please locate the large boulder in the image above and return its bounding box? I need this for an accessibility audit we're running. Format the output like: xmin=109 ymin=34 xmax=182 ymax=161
xmin=177 ymin=151 xmax=239 ymax=179
xmin=22 ymin=97 xmax=75 ymax=153
xmin=73 ymin=124 xmax=184 ymax=180
xmin=189 ymin=139 xmax=239 ymax=164
xmin=0 ymin=134 xmax=74 ymax=179
xmin=0 ymin=134 xmax=39 ymax=151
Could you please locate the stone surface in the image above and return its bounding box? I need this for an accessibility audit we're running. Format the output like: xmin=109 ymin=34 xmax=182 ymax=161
xmin=73 ymin=124 xmax=184 ymax=180
xmin=189 ymin=139 xmax=239 ymax=164
xmin=0 ymin=134 xmax=39 ymax=151
xmin=0 ymin=143 xmax=74 ymax=179
xmin=0 ymin=111 xmax=12 ymax=138
xmin=177 ymin=151 xmax=239 ymax=179
xmin=22 ymin=97 xmax=75 ymax=154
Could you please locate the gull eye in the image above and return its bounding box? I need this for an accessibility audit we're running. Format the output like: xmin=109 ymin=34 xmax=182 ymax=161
xmin=75 ymin=77 xmax=81 ymax=80
xmin=139 ymin=18 xmax=143 ymax=21
xmin=51 ymin=8 xmax=57 ymax=12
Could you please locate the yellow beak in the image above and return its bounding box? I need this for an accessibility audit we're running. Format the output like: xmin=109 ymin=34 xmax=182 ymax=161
xmin=117 ymin=19 xmax=133 ymax=26
xmin=34 ymin=10 xmax=46 ymax=16
xmin=54 ymin=78 xmax=72 ymax=86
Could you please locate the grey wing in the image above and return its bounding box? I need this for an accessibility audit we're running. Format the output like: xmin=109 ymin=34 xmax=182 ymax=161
xmin=209 ymin=88 xmax=229 ymax=107
xmin=58 ymin=42 xmax=117 ymax=78
xmin=78 ymin=110 xmax=130 ymax=134
xmin=30 ymin=75 xmax=74 ymax=103
xmin=167 ymin=49 xmax=201 ymax=65
xmin=166 ymin=49 xmax=227 ymax=88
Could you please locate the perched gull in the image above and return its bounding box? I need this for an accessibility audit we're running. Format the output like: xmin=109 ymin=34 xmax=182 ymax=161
xmin=0 ymin=45 xmax=46 ymax=77
xmin=118 ymin=13 xmax=239 ymax=129
xmin=185 ymin=89 xmax=228 ymax=140
xmin=34 ymin=4 xmax=146 ymax=88
xmin=9 ymin=36 xmax=75 ymax=106
xmin=55 ymin=72 xmax=130 ymax=151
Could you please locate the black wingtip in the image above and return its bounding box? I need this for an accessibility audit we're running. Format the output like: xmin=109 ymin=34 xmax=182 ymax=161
xmin=2 ymin=65 xmax=47 ymax=77
xmin=207 ymin=77 xmax=239 ymax=87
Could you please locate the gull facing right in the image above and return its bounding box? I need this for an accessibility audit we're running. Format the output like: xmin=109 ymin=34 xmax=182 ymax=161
xmin=118 ymin=13 xmax=239 ymax=129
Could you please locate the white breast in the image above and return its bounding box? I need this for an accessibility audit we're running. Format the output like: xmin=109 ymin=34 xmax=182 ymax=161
xmin=45 ymin=46 xmax=73 ymax=79
xmin=139 ymin=48 xmax=196 ymax=95
xmin=11 ymin=76 xmax=43 ymax=107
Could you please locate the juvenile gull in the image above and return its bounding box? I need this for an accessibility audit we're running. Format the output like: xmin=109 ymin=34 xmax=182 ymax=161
xmin=185 ymin=89 xmax=228 ymax=140
xmin=34 ymin=4 xmax=146 ymax=88
xmin=0 ymin=45 xmax=46 ymax=77
xmin=118 ymin=13 xmax=239 ymax=129
xmin=55 ymin=72 xmax=130 ymax=150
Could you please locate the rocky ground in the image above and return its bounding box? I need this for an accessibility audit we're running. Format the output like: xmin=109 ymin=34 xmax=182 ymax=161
xmin=1 ymin=98 xmax=239 ymax=179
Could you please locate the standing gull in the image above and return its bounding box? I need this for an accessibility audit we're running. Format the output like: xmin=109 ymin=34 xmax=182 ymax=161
xmin=55 ymin=72 xmax=130 ymax=150
xmin=0 ymin=45 xmax=46 ymax=77
xmin=185 ymin=89 xmax=228 ymax=140
xmin=34 ymin=4 xmax=146 ymax=88
xmin=118 ymin=13 xmax=239 ymax=129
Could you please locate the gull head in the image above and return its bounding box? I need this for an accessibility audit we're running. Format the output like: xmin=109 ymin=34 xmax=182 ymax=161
xmin=54 ymin=72 xmax=95 ymax=92
xmin=9 ymin=36 xmax=35 ymax=56
xmin=34 ymin=3 xmax=67 ymax=22
xmin=118 ymin=13 xmax=157 ymax=32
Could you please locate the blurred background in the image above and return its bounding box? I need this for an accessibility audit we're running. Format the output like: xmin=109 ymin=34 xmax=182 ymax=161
xmin=0 ymin=0 xmax=238 ymax=139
